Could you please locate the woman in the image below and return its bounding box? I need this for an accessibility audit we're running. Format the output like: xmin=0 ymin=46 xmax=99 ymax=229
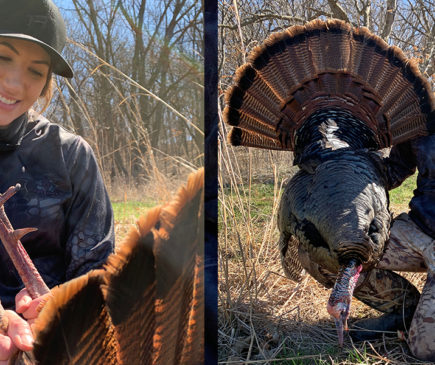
xmin=0 ymin=0 xmax=114 ymax=361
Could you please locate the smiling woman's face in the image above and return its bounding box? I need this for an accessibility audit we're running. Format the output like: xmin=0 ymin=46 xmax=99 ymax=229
xmin=0 ymin=37 xmax=50 ymax=127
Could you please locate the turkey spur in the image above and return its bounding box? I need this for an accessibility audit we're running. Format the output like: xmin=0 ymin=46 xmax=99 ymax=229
xmin=224 ymin=19 xmax=434 ymax=347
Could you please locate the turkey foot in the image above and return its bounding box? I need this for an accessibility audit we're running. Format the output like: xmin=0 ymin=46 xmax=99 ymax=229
xmin=0 ymin=184 xmax=50 ymax=299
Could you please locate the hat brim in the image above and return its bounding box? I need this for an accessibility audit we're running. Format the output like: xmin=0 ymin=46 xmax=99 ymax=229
xmin=0 ymin=33 xmax=73 ymax=78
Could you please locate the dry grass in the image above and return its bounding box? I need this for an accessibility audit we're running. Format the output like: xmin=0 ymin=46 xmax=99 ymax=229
xmin=108 ymin=167 xmax=193 ymax=204
xmin=218 ymin=130 xmax=428 ymax=364
xmin=110 ymin=165 xmax=195 ymax=246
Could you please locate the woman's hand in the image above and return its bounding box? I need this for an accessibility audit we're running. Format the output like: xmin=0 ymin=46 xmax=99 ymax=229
xmin=0 ymin=309 xmax=33 ymax=364
xmin=0 ymin=288 xmax=51 ymax=364
xmin=15 ymin=289 xmax=51 ymax=328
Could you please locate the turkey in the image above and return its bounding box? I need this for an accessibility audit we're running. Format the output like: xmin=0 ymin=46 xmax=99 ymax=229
xmin=223 ymin=19 xmax=434 ymax=346
xmin=0 ymin=168 xmax=204 ymax=364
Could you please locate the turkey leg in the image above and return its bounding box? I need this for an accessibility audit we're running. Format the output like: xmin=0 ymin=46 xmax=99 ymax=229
xmin=0 ymin=184 xmax=50 ymax=299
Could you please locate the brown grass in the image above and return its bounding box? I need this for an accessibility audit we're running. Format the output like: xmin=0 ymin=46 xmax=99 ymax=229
xmin=218 ymin=122 xmax=428 ymax=364
xmin=111 ymin=165 xmax=195 ymax=246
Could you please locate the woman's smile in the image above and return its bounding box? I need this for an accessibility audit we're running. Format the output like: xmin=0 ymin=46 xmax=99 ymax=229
xmin=0 ymin=91 xmax=20 ymax=114
xmin=0 ymin=92 xmax=18 ymax=105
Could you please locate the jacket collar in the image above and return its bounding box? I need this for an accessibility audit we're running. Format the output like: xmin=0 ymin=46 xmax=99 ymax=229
xmin=0 ymin=113 xmax=29 ymax=151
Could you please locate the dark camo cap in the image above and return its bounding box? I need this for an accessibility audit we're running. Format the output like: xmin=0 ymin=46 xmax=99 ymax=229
xmin=0 ymin=0 xmax=73 ymax=78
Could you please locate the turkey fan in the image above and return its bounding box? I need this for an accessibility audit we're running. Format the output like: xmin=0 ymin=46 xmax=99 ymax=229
xmin=224 ymin=19 xmax=434 ymax=346
xmin=0 ymin=168 xmax=204 ymax=364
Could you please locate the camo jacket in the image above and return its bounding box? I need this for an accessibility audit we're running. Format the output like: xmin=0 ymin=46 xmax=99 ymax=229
xmin=0 ymin=111 xmax=115 ymax=309
xmin=385 ymin=133 xmax=435 ymax=239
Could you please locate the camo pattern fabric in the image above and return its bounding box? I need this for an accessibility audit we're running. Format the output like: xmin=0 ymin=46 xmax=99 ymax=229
xmin=383 ymin=213 xmax=435 ymax=361
xmin=297 ymin=212 xmax=434 ymax=360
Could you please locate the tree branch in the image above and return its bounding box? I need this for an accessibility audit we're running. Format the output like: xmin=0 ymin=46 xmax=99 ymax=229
xmin=219 ymin=13 xmax=305 ymax=30
xmin=327 ymin=0 xmax=349 ymax=22
xmin=381 ymin=0 xmax=397 ymax=40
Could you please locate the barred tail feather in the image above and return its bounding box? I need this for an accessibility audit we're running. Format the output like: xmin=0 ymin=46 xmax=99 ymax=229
xmin=224 ymin=18 xmax=434 ymax=150
xmin=12 ymin=169 xmax=204 ymax=365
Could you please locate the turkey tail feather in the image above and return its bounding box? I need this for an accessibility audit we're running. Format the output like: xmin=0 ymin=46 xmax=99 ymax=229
xmin=30 ymin=272 xmax=119 ymax=365
xmin=102 ymin=208 xmax=159 ymax=365
xmin=224 ymin=19 xmax=434 ymax=150
xmin=11 ymin=168 xmax=204 ymax=365
xmin=153 ymin=168 xmax=204 ymax=365
xmin=102 ymin=168 xmax=204 ymax=365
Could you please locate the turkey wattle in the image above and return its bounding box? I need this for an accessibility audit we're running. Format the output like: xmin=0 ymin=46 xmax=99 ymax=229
xmin=224 ymin=19 xmax=434 ymax=345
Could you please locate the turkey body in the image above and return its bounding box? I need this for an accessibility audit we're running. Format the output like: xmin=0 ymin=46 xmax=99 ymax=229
xmin=277 ymin=108 xmax=392 ymax=344
xmin=278 ymin=109 xmax=391 ymax=281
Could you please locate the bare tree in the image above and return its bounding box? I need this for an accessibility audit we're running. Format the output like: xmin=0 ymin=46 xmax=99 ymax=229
xmin=219 ymin=0 xmax=434 ymax=95
xmin=46 ymin=0 xmax=203 ymax=183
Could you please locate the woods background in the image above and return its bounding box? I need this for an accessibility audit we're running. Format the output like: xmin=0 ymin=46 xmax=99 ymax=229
xmin=45 ymin=0 xmax=203 ymax=197
xmin=219 ymin=0 xmax=434 ymax=87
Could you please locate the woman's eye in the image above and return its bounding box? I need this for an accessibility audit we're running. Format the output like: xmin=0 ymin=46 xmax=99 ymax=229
xmin=29 ymin=69 xmax=44 ymax=77
xmin=0 ymin=55 xmax=11 ymax=61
